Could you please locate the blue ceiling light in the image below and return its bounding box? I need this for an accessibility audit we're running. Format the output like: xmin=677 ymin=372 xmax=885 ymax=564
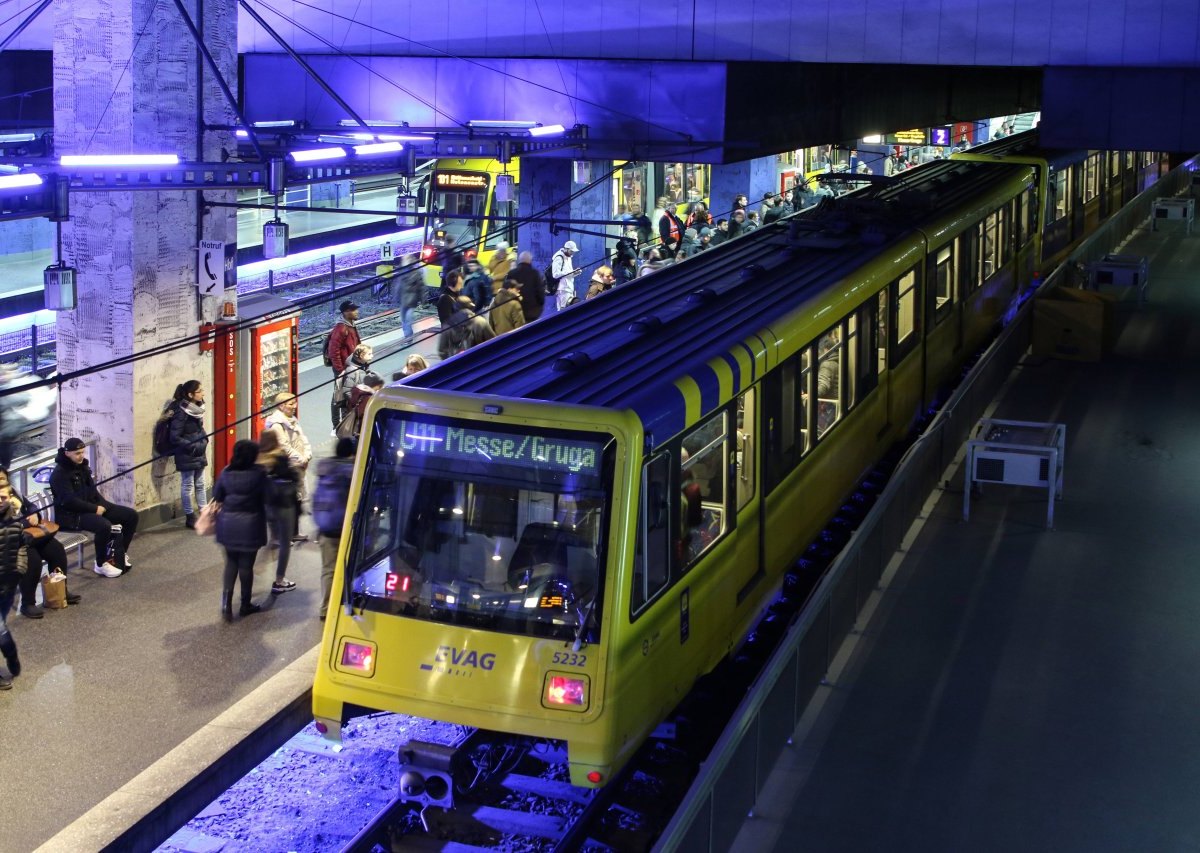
xmin=288 ymin=146 xmax=346 ymax=163
xmin=528 ymin=124 xmax=566 ymax=137
xmin=252 ymin=120 xmax=296 ymax=128
xmin=353 ymin=141 xmax=405 ymax=156
xmin=59 ymin=154 xmax=180 ymax=166
xmin=0 ymin=172 xmax=42 ymax=190
xmin=467 ymin=120 xmax=539 ymax=130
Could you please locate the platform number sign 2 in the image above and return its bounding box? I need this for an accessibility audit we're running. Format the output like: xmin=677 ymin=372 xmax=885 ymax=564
xmin=197 ymin=240 xmax=225 ymax=294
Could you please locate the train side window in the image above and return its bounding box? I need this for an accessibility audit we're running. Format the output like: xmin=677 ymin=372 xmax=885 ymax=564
xmin=1109 ymin=152 xmax=1120 ymax=181
xmin=856 ymin=301 xmax=879 ymax=398
xmin=894 ymin=268 xmax=919 ymax=362
xmin=981 ymin=212 xmax=998 ymax=281
xmin=799 ymin=349 xmax=812 ymax=454
xmin=815 ymin=327 xmax=842 ymax=439
xmin=933 ymin=244 xmax=954 ymax=323
xmin=1000 ymin=202 xmax=1012 ymax=266
xmin=844 ymin=315 xmax=859 ymax=410
xmin=632 ymin=454 xmax=671 ymax=616
xmin=1084 ymin=154 xmax=1099 ymax=202
xmin=679 ymin=411 xmax=729 ymax=567
xmin=876 ymin=290 xmax=888 ymax=374
xmin=1018 ymin=190 xmax=1031 ymax=248
xmin=736 ymin=389 xmax=755 ymax=511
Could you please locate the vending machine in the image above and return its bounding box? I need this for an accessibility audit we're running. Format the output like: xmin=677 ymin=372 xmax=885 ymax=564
xmin=208 ymin=292 xmax=300 ymax=473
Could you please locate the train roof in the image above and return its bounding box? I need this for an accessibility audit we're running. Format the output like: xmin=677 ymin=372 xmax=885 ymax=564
xmin=399 ymin=156 xmax=1031 ymax=442
xmin=954 ymin=129 xmax=1091 ymax=169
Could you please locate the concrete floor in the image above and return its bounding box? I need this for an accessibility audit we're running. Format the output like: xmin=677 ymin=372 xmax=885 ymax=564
xmin=735 ymin=225 xmax=1200 ymax=852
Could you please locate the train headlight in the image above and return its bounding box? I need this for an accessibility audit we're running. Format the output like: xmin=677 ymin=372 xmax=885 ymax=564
xmin=543 ymin=673 xmax=589 ymax=711
xmin=336 ymin=640 xmax=377 ymax=677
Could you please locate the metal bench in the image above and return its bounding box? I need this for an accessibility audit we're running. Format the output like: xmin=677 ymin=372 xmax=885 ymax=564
xmin=6 ymin=443 xmax=98 ymax=571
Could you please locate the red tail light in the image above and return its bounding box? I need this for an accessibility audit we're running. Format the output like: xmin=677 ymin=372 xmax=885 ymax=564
xmin=421 ymin=245 xmax=436 ymax=261
xmin=545 ymin=675 xmax=587 ymax=707
xmin=340 ymin=641 xmax=376 ymax=675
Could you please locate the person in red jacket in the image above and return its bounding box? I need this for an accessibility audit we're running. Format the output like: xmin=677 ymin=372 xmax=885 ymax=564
xmin=327 ymin=300 xmax=361 ymax=428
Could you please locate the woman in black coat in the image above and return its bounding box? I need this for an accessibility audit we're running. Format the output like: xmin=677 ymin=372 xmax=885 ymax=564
xmin=168 ymin=380 xmax=210 ymax=528
xmin=212 ymin=439 xmax=269 ymax=621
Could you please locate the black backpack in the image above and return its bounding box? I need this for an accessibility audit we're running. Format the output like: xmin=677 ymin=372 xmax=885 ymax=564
xmin=322 ymin=332 xmax=334 ymax=367
xmin=153 ymin=405 xmax=174 ymax=456
xmin=543 ymin=261 xmax=560 ymax=295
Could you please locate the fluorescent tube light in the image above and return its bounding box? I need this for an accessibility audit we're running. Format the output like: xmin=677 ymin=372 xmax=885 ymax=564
xmin=529 ymin=124 xmax=566 ymax=137
xmin=252 ymin=120 xmax=296 ymax=128
xmin=288 ymin=146 xmax=346 ymax=163
xmin=0 ymin=133 xmax=36 ymax=143
xmin=60 ymin=154 xmax=180 ymax=167
xmin=234 ymin=129 xmax=249 ymax=138
xmin=338 ymin=119 xmax=408 ymax=128
xmin=353 ymin=141 xmax=404 ymax=156
xmin=467 ymin=120 xmax=538 ymax=129
xmin=0 ymin=172 xmax=42 ymax=190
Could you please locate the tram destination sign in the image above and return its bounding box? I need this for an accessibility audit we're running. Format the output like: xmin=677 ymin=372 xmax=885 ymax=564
xmin=397 ymin=420 xmax=604 ymax=476
xmin=435 ymin=172 xmax=489 ymax=191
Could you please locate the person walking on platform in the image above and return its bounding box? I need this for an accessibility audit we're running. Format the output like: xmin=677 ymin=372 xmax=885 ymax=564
xmin=327 ymin=300 xmax=361 ymax=428
xmin=509 ymin=251 xmax=545 ymax=322
xmin=487 ymin=240 xmax=512 ymax=295
xmin=213 ymin=439 xmax=269 ymax=621
xmin=334 ymin=343 xmax=374 ymax=426
xmin=0 ymin=482 xmax=26 ymax=689
xmin=0 ymin=468 xmax=80 ymax=616
xmin=398 ymin=254 xmax=425 ymax=345
xmin=314 ymin=438 xmax=356 ymax=621
xmin=255 ymin=430 xmax=300 ymax=595
xmin=51 ymin=437 xmax=138 ymax=578
xmin=263 ymin=393 xmax=313 ymax=540
xmin=551 ymin=241 xmax=582 ymax=310
xmin=168 ymin=380 xmax=209 ymax=529
xmin=658 ymin=207 xmax=684 ymax=259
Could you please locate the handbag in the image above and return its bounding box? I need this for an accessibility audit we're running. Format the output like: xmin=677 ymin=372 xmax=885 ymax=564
xmin=335 ymin=408 xmax=360 ymax=440
xmin=41 ymin=570 xmax=68 ymax=609
xmin=195 ymin=501 xmax=221 ymax=536
xmin=25 ymin=520 xmax=59 ymax=540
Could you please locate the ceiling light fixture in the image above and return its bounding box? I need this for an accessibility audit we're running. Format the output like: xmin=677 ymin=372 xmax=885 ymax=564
xmin=353 ymin=141 xmax=405 ymax=156
xmin=59 ymin=154 xmax=180 ymax=167
xmin=528 ymin=124 xmax=566 ymax=137
xmin=0 ymin=172 xmax=42 ymax=190
xmin=288 ymin=147 xmax=346 ymax=163
xmin=467 ymin=120 xmax=538 ymax=130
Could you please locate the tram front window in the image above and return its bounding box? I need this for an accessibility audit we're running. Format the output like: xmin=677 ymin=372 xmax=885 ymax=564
xmin=348 ymin=410 xmax=614 ymax=642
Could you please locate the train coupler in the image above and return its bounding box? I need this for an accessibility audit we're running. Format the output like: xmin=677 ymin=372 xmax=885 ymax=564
xmin=398 ymin=740 xmax=460 ymax=813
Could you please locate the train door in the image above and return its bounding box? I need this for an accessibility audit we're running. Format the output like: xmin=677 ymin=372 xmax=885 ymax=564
xmin=732 ymin=388 xmax=761 ymax=604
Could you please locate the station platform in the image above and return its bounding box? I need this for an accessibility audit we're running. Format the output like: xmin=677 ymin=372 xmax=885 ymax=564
xmin=733 ymin=226 xmax=1200 ymax=847
xmin=2 ymin=317 xmax=442 ymax=853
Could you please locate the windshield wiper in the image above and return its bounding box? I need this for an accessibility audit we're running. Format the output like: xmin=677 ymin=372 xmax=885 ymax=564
xmin=572 ymin=599 xmax=597 ymax=652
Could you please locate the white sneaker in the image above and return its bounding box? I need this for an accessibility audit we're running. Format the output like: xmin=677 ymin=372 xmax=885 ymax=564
xmin=94 ymin=562 xmax=123 ymax=578
xmin=124 ymin=554 xmax=132 ymax=569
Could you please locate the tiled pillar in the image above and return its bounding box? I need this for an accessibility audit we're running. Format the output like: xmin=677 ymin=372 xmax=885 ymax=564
xmin=519 ymin=157 xmax=571 ymax=309
xmin=53 ymin=0 xmax=237 ymax=518
xmin=711 ymin=155 xmax=780 ymax=220
xmin=568 ymin=160 xmax=612 ymax=300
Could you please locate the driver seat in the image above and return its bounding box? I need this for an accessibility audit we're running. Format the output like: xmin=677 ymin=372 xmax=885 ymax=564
xmin=508 ymin=522 xmax=572 ymax=590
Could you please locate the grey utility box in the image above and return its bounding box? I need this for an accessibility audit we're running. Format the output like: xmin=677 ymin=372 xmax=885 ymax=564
xmin=1087 ymin=253 xmax=1149 ymax=304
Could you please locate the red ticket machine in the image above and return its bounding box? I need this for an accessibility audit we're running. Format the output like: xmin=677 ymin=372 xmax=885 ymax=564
xmin=209 ymin=292 xmax=300 ymax=473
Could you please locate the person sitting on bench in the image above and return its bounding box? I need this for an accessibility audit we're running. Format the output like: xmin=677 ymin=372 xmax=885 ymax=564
xmin=50 ymin=438 xmax=138 ymax=578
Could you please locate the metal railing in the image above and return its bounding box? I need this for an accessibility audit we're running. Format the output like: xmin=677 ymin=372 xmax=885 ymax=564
xmin=653 ymin=156 xmax=1200 ymax=853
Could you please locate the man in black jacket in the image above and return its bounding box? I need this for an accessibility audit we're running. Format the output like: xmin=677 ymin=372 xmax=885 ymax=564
xmin=50 ymin=438 xmax=138 ymax=578
xmin=509 ymin=251 xmax=546 ymax=322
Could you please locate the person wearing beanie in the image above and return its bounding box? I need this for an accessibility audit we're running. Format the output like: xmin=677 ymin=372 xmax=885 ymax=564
xmin=50 ymin=438 xmax=139 ymax=577
xmin=679 ymin=227 xmax=700 ymax=259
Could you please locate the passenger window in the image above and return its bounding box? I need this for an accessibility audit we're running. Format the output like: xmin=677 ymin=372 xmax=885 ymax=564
xmin=815 ymin=327 xmax=842 ymax=439
xmin=678 ymin=412 xmax=728 ymax=566
xmin=856 ymin=302 xmax=879 ymax=399
xmin=876 ymin=291 xmax=888 ymax=374
xmin=798 ymin=350 xmax=811 ymax=453
xmin=894 ymin=268 xmax=918 ymax=361
xmin=736 ymin=390 xmax=755 ymax=511
xmin=981 ymin=212 xmax=998 ymax=281
xmin=632 ymin=454 xmax=671 ymax=615
xmin=845 ymin=315 xmax=859 ymax=410
xmin=934 ymin=244 xmax=953 ymax=322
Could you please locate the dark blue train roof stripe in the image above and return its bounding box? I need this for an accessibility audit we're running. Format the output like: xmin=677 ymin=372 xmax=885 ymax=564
xmin=404 ymin=157 xmax=1031 ymax=441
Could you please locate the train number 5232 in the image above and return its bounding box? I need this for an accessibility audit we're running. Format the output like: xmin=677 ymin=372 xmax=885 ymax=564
xmin=552 ymin=652 xmax=587 ymax=667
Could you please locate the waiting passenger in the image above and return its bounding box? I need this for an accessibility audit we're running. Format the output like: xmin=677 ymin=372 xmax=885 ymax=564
xmin=509 ymin=251 xmax=546 ymax=323
xmin=398 ymin=253 xmax=425 ymax=345
xmin=50 ymin=437 xmax=138 ymax=578
xmin=335 ymin=344 xmax=374 ymax=418
xmin=487 ymin=241 xmax=511 ymax=295
xmin=584 ymin=266 xmax=615 ymax=300
xmin=255 ymin=429 xmax=300 ymax=595
xmin=639 ymin=248 xmax=668 ymax=277
xmin=614 ymin=237 xmax=638 ymax=283
xmin=314 ymin=438 xmax=356 ymax=621
xmin=490 ymin=277 xmax=526 ymax=334
xmin=743 ymin=210 xmax=761 ymax=232
xmin=167 ymin=380 xmax=210 ymax=529
xmin=0 ymin=483 xmax=26 ymax=689
xmin=678 ymin=228 xmax=701 ymax=259
xmin=398 ymin=354 xmax=428 ymax=379
xmin=263 ymin=392 xmax=313 ymax=523
xmin=0 ymin=468 xmax=79 ymax=617
xmin=551 ymin=241 xmax=583 ymax=310
xmin=213 ymin=439 xmax=269 ymax=621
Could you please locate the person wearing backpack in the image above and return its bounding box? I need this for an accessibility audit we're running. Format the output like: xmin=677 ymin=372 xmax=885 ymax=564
xmin=326 ymin=301 xmax=361 ymax=427
xmin=550 ymin=240 xmax=581 ymax=312
xmin=167 ymin=380 xmax=209 ymax=529
xmin=314 ymin=438 xmax=355 ymax=621
xmin=255 ymin=430 xmax=300 ymax=594
xmin=461 ymin=261 xmax=494 ymax=313
xmin=334 ymin=343 xmax=373 ymax=429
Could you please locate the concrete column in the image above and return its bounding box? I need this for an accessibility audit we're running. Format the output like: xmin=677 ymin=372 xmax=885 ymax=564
xmin=568 ymin=160 xmax=612 ymax=300
xmin=518 ymin=156 xmax=571 ymax=304
xmin=711 ymin=155 xmax=779 ymax=221
xmin=54 ymin=0 xmax=237 ymax=520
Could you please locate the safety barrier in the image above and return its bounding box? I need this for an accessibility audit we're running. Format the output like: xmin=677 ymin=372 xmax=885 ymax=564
xmin=653 ymin=155 xmax=1200 ymax=852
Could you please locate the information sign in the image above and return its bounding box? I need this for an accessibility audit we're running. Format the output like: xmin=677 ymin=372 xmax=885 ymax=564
xmin=197 ymin=240 xmax=224 ymax=294
xmin=396 ymin=420 xmax=604 ymax=476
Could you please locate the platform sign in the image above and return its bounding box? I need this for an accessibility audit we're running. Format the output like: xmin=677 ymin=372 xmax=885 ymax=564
xmin=887 ymin=129 xmax=927 ymax=145
xmin=197 ymin=240 xmax=224 ymax=294
xmin=931 ymin=127 xmax=951 ymax=147
xmin=381 ymin=241 xmax=393 ymax=261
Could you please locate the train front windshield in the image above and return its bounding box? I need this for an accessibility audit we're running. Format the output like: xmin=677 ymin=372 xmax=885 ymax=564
xmin=348 ymin=410 xmax=615 ymax=643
